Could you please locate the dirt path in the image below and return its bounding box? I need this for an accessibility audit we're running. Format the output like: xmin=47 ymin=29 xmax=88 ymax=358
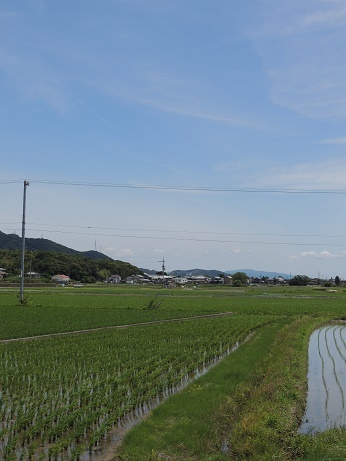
xmin=0 ymin=311 xmax=233 ymax=343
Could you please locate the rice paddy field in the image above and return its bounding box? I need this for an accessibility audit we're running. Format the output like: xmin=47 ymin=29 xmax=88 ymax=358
xmin=1 ymin=284 xmax=346 ymax=460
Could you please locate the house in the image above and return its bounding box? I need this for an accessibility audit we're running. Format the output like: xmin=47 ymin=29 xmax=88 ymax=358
xmin=126 ymin=275 xmax=144 ymax=284
xmin=174 ymin=277 xmax=188 ymax=285
xmin=27 ymin=271 xmax=41 ymax=278
xmin=223 ymin=275 xmax=232 ymax=285
xmin=107 ymin=274 xmax=121 ymax=284
xmin=51 ymin=274 xmax=70 ymax=284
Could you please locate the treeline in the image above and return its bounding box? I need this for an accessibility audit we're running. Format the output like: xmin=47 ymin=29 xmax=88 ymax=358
xmin=0 ymin=249 xmax=142 ymax=283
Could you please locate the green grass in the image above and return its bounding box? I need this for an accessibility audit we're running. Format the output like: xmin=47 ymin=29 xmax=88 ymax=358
xmin=1 ymin=285 xmax=346 ymax=339
xmin=116 ymin=318 xmax=293 ymax=461
xmin=0 ymin=315 xmax=273 ymax=460
xmin=1 ymin=284 xmax=346 ymax=460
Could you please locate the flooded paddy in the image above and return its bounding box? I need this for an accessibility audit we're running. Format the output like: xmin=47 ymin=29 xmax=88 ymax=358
xmin=299 ymin=324 xmax=346 ymax=434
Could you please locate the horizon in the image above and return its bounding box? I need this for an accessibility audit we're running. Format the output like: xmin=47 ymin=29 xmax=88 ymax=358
xmin=0 ymin=230 xmax=328 ymax=279
xmin=2 ymin=1 xmax=346 ymax=280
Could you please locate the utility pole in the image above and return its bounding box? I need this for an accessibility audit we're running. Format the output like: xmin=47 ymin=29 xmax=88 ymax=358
xmin=159 ymin=257 xmax=165 ymax=288
xmin=20 ymin=180 xmax=29 ymax=304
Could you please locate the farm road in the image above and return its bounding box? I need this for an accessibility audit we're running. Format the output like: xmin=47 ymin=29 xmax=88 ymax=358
xmin=1 ymin=311 xmax=234 ymax=343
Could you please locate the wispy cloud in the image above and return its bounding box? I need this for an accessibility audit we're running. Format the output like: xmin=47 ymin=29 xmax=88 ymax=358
xmin=101 ymin=69 xmax=261 ymax=129
xmin=0 ymin=49 xmax=69 ymax=112
xmin=302 ymin=4 xmax=346 ymax=28
xmin=247 ymin=1 xmax=346 ymax=120
xmin=139 ymin=97 xmax=259 ymax=128
xmin=252 ymin=158 xmax=346 ymax=189
xmin=318 ymin=137 xmax=346 ymax=144
xmin=290 ymin=250 xmax=346 ymax=259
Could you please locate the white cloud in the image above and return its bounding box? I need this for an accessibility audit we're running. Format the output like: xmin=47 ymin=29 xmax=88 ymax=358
xmin=248 ymin=1 xmax=346 ymax=121
xmin=302 ymin=4 xmax=346 ymax=28
xmin=132 ymin=97 xmax=258 ymax=128
xmin=252 ymin=158 xmax=346 ymax=190
xmin=118 ymin=248 xmax=134 ymax=257
xmin=101 ymin=68 xmax=260 ymax=129
xmin=290 ymin=250 xmax=346 ymax=259
xmin=232 ymin=248 xmax=251 ymax=255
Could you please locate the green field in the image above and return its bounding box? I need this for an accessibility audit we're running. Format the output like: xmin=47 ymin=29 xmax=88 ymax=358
xmin=1 ymin=284 xmax=346 ymax=460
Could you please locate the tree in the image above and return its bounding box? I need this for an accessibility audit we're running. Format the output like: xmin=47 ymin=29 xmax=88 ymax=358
xmin=335 ymin=275 xmax=341 ymax=286
xmin=288 ymin=275 xmax=311 ymax=286
xmin=98 ymin=268 xmax=111 ymax=281
xmin=0 ymin=249 xmax=143 ymax=282
xmin=231 ymin=272 xmax=248 ymax=287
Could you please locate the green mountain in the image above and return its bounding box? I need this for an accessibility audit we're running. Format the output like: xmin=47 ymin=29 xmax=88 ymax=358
xmin=0 ymin=231 xmax=144 ymax=281
xmin=0 ymin=231 xmax=111 ymax=260
xmin=142 ymin=267 xmax=292 ymax=279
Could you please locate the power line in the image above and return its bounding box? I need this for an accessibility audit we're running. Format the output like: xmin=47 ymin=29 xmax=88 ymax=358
xmin=1 ymin=221 xmax=346 ymax=240
xmin=2 ymin=178 xmax=346 ymax=194
xmin=9 ymin=227 xmax=346 ymax=247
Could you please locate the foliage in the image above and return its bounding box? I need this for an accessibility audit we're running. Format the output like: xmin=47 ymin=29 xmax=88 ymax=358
xmin=323 ymin=281 xmax=334 ymax=287
xmin=2 ymin=285 xmax=346 ymax=460
xmin=231 ymin=271 xmax=248 ymax=287
xmin=143 ymin=295 xmax=163 ymax=309
xmin=0 ymin=249 xmax=142 ymax=281
xmin=335 ymin=275 xmax=341 ymax=286
xmin=118 ymin=319 xmax=290 ymax=461
xmin=288 ymin=274 xmax=311 ymax=286
xmin=0 ymin=315 xmax=269 ymax=460
xmin=0 ymin=230 xmax=112 ymax=259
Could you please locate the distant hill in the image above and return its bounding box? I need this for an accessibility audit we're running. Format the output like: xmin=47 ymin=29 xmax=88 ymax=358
xmin=140 ymin=268 xmax=224 ymax=277
xmin=0 ymin=231 xmax=111 ymax=260
xmin=169 ymin=268 xmax=225 ymax=277
xmin=225 ymin=269 xmax=291 ymax=279
xmin=141 ymin=267 xmax=292 ymax=279
xmin=140 ymin=268 xmax=157 ymax=275
xmin=81 ymin=250 xmax=112 ymax=261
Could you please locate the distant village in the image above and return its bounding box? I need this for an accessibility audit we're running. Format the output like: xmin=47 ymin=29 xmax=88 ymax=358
xmin=48 ymin=272 xmax=337 ymax=287
xmin=115 ymin=273 xmax=333 ymax=287
xmin=107 ymin=274 xmax=287 ymax=288
xmin=0 ymin=268 xmax=338 ymax=287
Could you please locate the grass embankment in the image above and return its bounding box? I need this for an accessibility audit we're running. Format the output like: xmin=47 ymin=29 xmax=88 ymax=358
xmin=221 ymin=316 xmax=346 ymax=461
xmin=117 ymin=314 xmax=346 ymax=461
xmin=116 ymin=317 xmax=306 ymax=460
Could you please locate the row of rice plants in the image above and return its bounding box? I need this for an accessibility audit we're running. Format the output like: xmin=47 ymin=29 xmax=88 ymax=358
xmin=0 ymin=315 xmax=273 ymax=460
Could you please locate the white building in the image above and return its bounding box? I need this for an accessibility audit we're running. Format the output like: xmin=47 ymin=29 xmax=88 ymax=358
xmin=107 ymin=274 xmax=121 ymax=284
xmin=51 ymin=274 xmax=70 ymax=284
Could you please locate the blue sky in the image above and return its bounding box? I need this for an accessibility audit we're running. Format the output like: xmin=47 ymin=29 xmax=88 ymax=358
xmin=2 ymin=0 xmax=346 ymax=278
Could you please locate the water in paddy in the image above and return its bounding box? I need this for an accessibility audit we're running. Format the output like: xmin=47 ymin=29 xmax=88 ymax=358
xmin=299 ymin=324 xmax=346 ymax=434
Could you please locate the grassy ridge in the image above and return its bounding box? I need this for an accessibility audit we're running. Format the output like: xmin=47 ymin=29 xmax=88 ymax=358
xmin=118 ymin=316 xmax=341 ymax=461
xmin=116 ymin=318 xmax=293 ymax=460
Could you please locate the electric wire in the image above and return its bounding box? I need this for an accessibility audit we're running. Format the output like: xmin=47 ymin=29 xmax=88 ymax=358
xmin=2 ymin=178 xmax=346 ymax=194
xmin=2 ymin=180 xmax=346 ymax=248
xmin=1 ymin=222 xmax=345 ymax=239
xmin=1 ymin=227 xmax=345 ymax=247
